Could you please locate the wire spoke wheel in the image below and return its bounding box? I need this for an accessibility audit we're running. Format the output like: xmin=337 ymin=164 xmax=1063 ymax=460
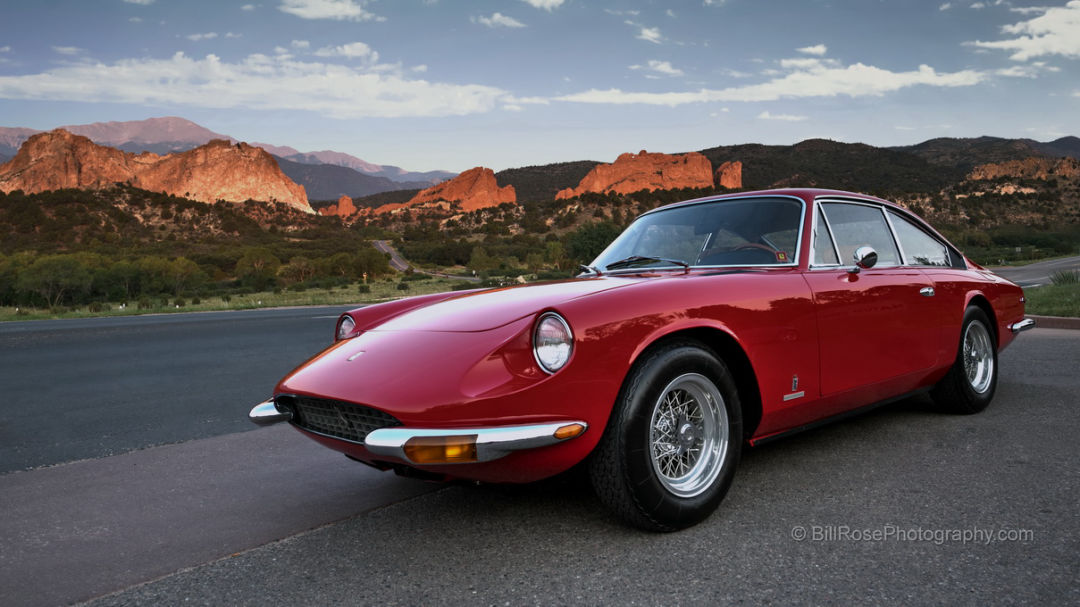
xmin=648 ymin=373 xmax=729 ymax=498
xmin=963 ymin=320 xmax=995 ymax=394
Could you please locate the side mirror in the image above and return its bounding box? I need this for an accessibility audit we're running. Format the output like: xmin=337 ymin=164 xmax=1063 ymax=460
xmin=848 ymin=246 xmax=878 ymax=274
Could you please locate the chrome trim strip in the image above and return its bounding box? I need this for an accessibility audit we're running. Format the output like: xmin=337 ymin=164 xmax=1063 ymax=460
xmin=1009 ymin=318 xmax=1035 ymax=333
xmin=249 ymin=399 xmax=292 ymax=426
xmin=782 ymin=391 xmax=805 ymax=402
xmin=365 ymin=421 xmax=588 ymax=464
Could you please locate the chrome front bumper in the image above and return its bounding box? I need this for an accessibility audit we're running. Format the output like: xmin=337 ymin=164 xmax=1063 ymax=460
xmin=249 ymin=399 xmax=292 ymax=426
xmin=365 ymin=422 xmax=588 ymax=463
xmin=1009 ymin=318 xmax=1036 ymax=333
xmin=248 ymin=398 xmax=587 ymax=464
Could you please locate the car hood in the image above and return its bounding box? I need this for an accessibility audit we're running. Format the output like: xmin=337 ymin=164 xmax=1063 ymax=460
xmin=372 ymin=276 xmax=647 ymax=332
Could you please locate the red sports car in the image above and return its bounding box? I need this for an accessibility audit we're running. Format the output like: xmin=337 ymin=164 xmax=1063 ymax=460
xmin=250 ymin=188 xmax=1032 ymax=531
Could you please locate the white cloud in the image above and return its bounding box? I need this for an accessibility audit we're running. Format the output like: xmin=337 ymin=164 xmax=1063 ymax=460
xmin=780 ymin=57 xmax=839 ymax=69
xmin=520 ymin=0 xmax=564 ymax=10
xmin=968 ymin=1 xmax=1080 ymax=60
xmin=704 ymin=0 xmax=726 ymax=5
xmin=314 ymin=42 xmax=378 ymax=61
xmin=719 ymin=68 xmax=753 ymax=78
xmin=278 ymin=0 xmax=382 ymax=22
xmin=637 ymin=26 xmax=662 ymax=44
xmin=292 ymin=40 xmax=310 ymax=49
xmin=758 ymin=111 xmax=807 ymax=121
xmin=226 ymin=32 xmax=243 ymax=39
xmin=242 ymin=3 xmax=256 ymax=10
xmin=52 ymin=46 xmax=85 ymax=56
xmin=472 ymin=12 xmax=526 ymax=28
xmin=187 ymin=32 xmax=219 ymax=41
xmin=557 ymin=61 xmax=985 ymax=106
xmin=412 ymin=64 xmax=428 ymax=72
xmin=604 ymin=9 xmax=639 ymax=16
xmin=0 ymin=46 xmax=10 ymax=53
xmin=0 ymin=51 xmax=509 ymax=119
xmin=796 ymin=44 xmax=827 ymax=56
xmin=995 ymin=61 xmax=1059 ymax=77
xmin=1010 ymin=6 xmax=1052 ymax=15
xmin=124 ymin=0 xmax=155 ymax=4
xmin=630 ymin=60 xmax=684 ymax=77
xmin=940 ymin=3 xmax=952 ymax=10
xmin=970 ymin=2 xmax=986 ymax=8
xmin=129 ymin=16 xmax=143 ymax=23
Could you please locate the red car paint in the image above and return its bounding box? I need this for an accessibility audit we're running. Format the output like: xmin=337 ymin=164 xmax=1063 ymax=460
xmin=273 ymin=189 xmax=1027 ymax=483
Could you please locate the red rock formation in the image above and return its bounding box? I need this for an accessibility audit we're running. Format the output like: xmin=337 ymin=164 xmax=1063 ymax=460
xmin=319 ymin=195 xmax=359 ymax=218
xmin=0 ymin=129 xmax=312 ymax=213
xmin=714 ymin=160 xmax=743 ymax=189
xmin=969 ymin=157 xmax=1080 ymax=181
xmin=556 ymin=150 xmax=714 ymax=200
xmin=375 ymin=167 xmax=515 ymax=214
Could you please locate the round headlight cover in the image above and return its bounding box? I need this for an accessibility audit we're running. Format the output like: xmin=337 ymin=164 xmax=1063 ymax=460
xmin=533 ymin=312 xmax=573 ymax=373
xmin=336 ymin=315 xmax=356 ymax=341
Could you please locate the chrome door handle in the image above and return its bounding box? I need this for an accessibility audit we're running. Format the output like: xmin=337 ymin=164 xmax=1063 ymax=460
xmin=920 ymin=287 xmax=935 ymax=297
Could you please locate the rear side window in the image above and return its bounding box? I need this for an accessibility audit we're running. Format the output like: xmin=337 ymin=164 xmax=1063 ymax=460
xmin=820 ymin=202 xmax=900 ymax=266
xmin=888 ymin=211 xmax=951 ymax=267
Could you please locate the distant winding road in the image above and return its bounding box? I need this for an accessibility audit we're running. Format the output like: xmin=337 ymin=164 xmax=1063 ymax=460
xmin=373 ymin=239 xmax=480 ymax=282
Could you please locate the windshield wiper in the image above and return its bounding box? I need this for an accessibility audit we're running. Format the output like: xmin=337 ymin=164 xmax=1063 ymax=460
xmin=578 ymin=264 xmax=602 ymax=276
xmin=604 ymin=255 xmax=689 ymax=272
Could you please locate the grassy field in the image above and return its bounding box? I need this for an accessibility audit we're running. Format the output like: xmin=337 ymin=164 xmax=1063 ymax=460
xmin=0 ymin=277 xmax=471 ymax=323
xmin=1024 ymin=282 xmax=1080 ymax=318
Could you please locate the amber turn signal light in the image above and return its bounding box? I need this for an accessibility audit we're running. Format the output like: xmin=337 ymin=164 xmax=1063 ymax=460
xmin=403 ymin=435 xmax=479 ymax=464
xmin=553 ymin=423 xmax=586 ymax=441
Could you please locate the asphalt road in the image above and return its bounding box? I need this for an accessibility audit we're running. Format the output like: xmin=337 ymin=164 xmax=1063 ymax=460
xmin=0 ymin=311 xmax=1076 ymax=606
xmin=991 ymin=255 xmax=1080 ymax=288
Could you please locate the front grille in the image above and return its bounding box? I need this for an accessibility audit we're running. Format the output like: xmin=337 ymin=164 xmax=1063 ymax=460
xmin=277 ymin=395 xmax=401 ymax=444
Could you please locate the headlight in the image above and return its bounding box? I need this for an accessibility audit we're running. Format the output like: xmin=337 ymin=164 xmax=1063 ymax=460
xmin=533 ymin=312 xmax=573 ymax=374
xmin=336 ymin=315 xmax=356 ymax=341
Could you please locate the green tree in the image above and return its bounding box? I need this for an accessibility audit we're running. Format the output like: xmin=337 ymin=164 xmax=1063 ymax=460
xmin=236 ymin=247 xmax=281 ymax=290
xmin=566 ymin=221 xmax=621 ymax=265
xmin=16 ymin=254 xmax=92 ymax=308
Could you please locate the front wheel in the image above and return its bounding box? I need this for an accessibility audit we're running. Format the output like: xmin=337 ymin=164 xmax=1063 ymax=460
xmin=589 ymin=340 xmax=742 ymax=531
xmin=931 ymin=306 xmax=998 ymax=414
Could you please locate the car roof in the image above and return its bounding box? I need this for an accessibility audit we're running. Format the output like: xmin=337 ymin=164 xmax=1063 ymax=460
xmin=646 ymin=188 xmax=902 ymax=215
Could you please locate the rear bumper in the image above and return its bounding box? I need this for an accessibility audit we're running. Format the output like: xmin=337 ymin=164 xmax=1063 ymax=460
xmin=1009 ymin=318 xmax=1035 ymax=333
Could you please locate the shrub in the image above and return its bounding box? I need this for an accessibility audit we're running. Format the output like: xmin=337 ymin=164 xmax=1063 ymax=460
xmin=1050 ymin=270 xmax=1080 ymax=285
xmin=174 ymin=298 xmax=186 ymax=307
xmin=358 ymin=284 xmax=371 ymax=294
xmin=138 ymin=297 xmax=152 ymax=310
xmin=396 ymin=282 xmax=409 ymax=291
xmin=191 ymin=297 xmax=201 ymax=305
xmin=89 ymin=302 xmax=107 ymax=313
xmin=221 ymin=294 xmax=232 ymax=303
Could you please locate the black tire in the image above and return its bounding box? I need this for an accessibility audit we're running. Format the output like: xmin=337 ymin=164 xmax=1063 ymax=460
xmin=930 ymin=306 xmax=998 ymax=414
xmin=588 ymin=340 xmax=742 ymax=532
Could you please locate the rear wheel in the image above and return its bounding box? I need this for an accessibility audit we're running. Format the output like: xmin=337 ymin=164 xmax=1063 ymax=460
xmin=931 ymin=306 xmax=998 ymax=414
xmin=589 ymin=340 xmax=742 ymax=531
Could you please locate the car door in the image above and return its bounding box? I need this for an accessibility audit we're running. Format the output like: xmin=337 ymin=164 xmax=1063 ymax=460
xmin=803 ymin=200 xmax=944 ymax=396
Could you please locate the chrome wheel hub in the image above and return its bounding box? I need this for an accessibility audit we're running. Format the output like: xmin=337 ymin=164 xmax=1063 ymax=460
xmin=649 ymin=373 xmax=730 ymax=498
xmin=963 ymin=320 xmax=995 ymax=394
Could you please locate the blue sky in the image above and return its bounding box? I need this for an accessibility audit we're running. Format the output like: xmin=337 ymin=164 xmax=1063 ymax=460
xmin=1 ymin=0 xmax=1078 ymax=172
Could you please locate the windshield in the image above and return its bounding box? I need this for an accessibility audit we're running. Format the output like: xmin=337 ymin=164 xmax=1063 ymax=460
xmin=591 ymin=197 xmax=804 ymax=271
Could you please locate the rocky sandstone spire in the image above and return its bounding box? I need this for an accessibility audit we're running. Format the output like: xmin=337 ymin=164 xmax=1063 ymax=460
xmin=0 ymin=129 xmax=312 ymax=213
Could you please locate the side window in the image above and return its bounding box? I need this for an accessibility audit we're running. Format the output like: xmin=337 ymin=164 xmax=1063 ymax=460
xmin=888 ymin=211 xmax=950 ymax=267
xmin=819 ymin=202 xmax=900 ymax=266
xmin=812 ymin=206 xmax=839 ymax=265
